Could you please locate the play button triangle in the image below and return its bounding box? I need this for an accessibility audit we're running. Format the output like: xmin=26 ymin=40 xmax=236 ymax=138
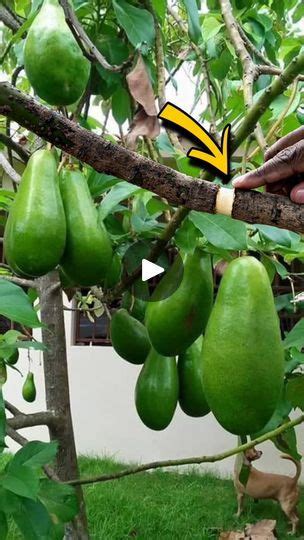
xmin=142 ymin=259 xmax=165 ymax=282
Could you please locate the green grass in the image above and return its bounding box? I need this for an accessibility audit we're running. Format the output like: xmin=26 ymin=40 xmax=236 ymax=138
xmin=7 ymin=456 xmax=304 ymax=539
xmin=79 ymin=456 xmax=304 ymax=540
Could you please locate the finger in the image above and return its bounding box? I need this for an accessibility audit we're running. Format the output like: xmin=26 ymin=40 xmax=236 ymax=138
xmin=265 ymin=126 xmax=304 ymax=161
xmin=291 ymin=181 xmax=304 ymax=204
xmin=233 ymin=140 xmax=304 ymax=189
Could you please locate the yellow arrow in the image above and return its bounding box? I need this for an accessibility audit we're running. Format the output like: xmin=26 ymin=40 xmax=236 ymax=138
xmin=158 ymin=102 xmax=231 ymax=177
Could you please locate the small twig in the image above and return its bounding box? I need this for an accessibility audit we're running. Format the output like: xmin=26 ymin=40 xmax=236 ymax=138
xmin=168 ymin=7 xmax=217 ymax=136
xmin=58 ymin=0 xmax=133 ymax=72
xmin=219 ymin=0 xmax=267 ymax=152
xmin=257 ymin=64 xmax=304 ymax=83
xmin=0 ymin=133 xmax=30 ymax=163
xmin=0 ymin=152 xmax=20 ymax=184
xmin=248 ymin=80 xmax=299 ymax=161
xmin=5 ymin=400 xmax=23 ymax=417
xmin=0 ymin=275 xmax=37 ymax=288
xmin=237 ymin=23 xmax=273 ymax=67
xmin=65 ymin=414 xmax=304 ymax=486
xmin=5 ymin=425 xmax=59 ymax=480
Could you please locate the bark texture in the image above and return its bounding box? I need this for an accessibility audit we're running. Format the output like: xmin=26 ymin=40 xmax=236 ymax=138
xmin=39 ymin=271 xmax=89 ymax=540
xmin=1 ymin=82 xmax=304 ymax=233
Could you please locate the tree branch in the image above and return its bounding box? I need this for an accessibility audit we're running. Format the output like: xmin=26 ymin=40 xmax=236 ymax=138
xmin=66 ymin=414 xmax=304 ymax=486
xmin=233 ymin=52 xmax=304 ymax=148
xmin=219 ymin=0 xmax=266 ymax=151
xmin=0 ymin=5 xmax=22 ymax=33
xmin=0 ymin=275 xmax=37 ymax=288
xmin=237 ymin=23 xmax=273 ymax=67
xmin=0 ymin=131 xmax=30 ymax=164
xmin=257 ymin=64 xmax=304 ymax=82
xmin=58 ymin=0 xmax=133 ymax=73
xmin=8 ymin=411 xmax=59 ymax=430
xmin=6 ymin=425 xmax=59 ymax=481
xmin=0 ymin=152 xmax=20 ymax=183
xmin=168 ymin=7 xmax=217 ymax=136
xmin=5 ymin=400 xmax=23 ymax=416
xmin=1 ymin=82 xmax=304 ymax=233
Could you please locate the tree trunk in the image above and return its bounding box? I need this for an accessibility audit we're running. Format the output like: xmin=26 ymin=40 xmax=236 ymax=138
xmin=39 ymin=271 xmax=89 ymax=539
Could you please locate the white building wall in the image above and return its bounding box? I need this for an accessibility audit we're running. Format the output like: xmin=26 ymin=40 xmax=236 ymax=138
xmin=4 ymin=306 xmax=304 ymax=481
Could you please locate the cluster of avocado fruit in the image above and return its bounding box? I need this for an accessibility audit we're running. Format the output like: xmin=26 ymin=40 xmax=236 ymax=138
xmin=111 ymin=254 xmax=285 ymax=436
xmin=14 ymin=1 xmax=285 ymax=435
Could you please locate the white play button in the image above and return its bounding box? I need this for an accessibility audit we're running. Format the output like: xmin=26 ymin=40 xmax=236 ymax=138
xmin=142 ymin=259 xmax=165 ymax=282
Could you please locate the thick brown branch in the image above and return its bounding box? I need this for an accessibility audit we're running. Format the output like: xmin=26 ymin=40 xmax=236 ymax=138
xmin=66 ymin=415 xmax=304 ymax=486
xmin=1 ymin=83 xmax=304 ymax=232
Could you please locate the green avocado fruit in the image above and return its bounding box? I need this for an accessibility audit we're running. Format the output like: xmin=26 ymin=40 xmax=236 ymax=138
xmin=110 ymin=309 xmax=150 ymax=365
xmin=59 ymin=169 xmax=112 ymax=286
xmin=24 ymin=0 xmax=90 ymax=106
xmin=202 ymin=256 xmax=285 ymax=436
xmin=135 ymin=349 xmax=178 ymax=430
xmin=104 ymin=252 xmax=122 ymax=289
xmin=4 ymin=149 xmax=66 ymax=277
xmin=22 ymin=372 xmax=36 ymax=403
xmin=6 ymin=349 xmax=19 ymax=366
xmin=178 ymin=336 xmax=210 ymax=418
xmin=145 ymin=248 xmax=213 ymax=356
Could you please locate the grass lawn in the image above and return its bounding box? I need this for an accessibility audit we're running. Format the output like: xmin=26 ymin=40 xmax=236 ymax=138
xmin=7 ymin=456 xmax=304 ymax=539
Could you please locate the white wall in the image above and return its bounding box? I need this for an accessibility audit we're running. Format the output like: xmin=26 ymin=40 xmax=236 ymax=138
xmin=4 ymin=306 xmax=304 ymax=482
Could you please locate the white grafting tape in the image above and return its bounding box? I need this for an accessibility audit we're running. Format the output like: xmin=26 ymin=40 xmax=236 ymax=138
xmin=215 ymin=187 xmax=235 ymax=217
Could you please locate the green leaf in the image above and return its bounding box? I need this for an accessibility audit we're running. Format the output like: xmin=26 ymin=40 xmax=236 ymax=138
xmin=112 ymin=0 xmax=155 ymax=48
xmin=112 ymin=87 xmax=131 ymax=125
xmin=274 ymin=420 xmax=301 ymax=461
xmin=283 ymin=318 xmax=304 ymax=350
xmin=0 ymin=512 xmax=8 ymax=540
xmin=13 ymin=498 xmax=54 ymax=540
xmin=174 ymin=218 xmax=198 ymax=253
xmin=155 ymin=133 xmax=175 ymax=156
xmin=286 ymin=376 xmax=304 ymax=411
xmin=210 ymin=49 xmax=232 ymax=80
xmin=202 ymin=16 xmax=223 ymax=41
xmin=0 ymin=390 xmax=6 ymax=454
xmin=285 ymin=348 xmax=304 ymax=374
xmin=14 ymin=340 xmax=47 ymax=352
xmin=2 ymin=465 xmax=39 ymax=500
xmin=87 ymin=171 xmax=120 ymax=198
xmin=0 ymin=280 xmax=41 ymax=328
xmin=176 ymin=156 xmax=201 ymax=177
xmin=152 ymin=0 xmax=166 ymax=19
xmin=189 ymin=211 xmax=248 ymax=250
xmin=39 ymin=479 xmax=78 ymax=523
xmin=9 ymin=441 xmax=58 ymax=470
xmin=256 ymin=224 xmax=301 ymax=248
xmin=99 ymin=182 xmax=141 ymax=220
xmin=182 ymin=0 xmax=201 ymax=44
xmin=251 ymin=393 xmax=292 ymax=438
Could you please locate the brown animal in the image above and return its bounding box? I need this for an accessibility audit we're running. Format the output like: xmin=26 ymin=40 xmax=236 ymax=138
xmin=234 ymin=447 xmax=301 ymax=535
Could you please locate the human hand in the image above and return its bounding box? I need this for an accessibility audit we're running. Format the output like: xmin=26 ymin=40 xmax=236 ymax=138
xmin=232 ymin=126 xmax=304 ymax=204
